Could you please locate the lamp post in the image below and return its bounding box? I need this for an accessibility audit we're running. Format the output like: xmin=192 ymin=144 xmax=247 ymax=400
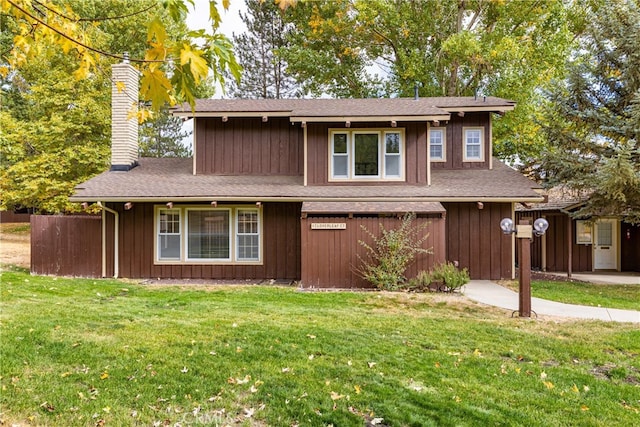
xmin=500 ymin=217 xmax=549 ymax=317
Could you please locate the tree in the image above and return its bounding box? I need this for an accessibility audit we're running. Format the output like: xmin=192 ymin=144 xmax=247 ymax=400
xmin=226 ymin=0 xmax=300 ymax=98
xmin=0 ymin=0 xmax=225 ymax=213
xmin=1 ymin=0 xmax=240 ymax=111
xmin=139 ymin=107 xmax=192 ymax=157
xmin=534 ymin=0 xmax=640 ymax=223
xmin=280 ymin=0 xmax=577 ymax=160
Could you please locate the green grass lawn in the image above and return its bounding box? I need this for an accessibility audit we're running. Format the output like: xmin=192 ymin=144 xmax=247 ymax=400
xmin=501 ymin=280 xmax=640 ymax=311
xmin=1 ymin=267 xmax=639 ymax=426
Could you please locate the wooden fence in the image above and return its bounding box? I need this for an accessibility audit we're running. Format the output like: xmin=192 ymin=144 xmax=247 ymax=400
xmin=31 ymin=215 xmax=102 ymax=277
xmin=0 ymin=211 xmax=31 ymax=223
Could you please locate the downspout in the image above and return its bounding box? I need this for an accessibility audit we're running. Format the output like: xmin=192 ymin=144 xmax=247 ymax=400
xmin=97 ymin=202 xmax=119 ymax=278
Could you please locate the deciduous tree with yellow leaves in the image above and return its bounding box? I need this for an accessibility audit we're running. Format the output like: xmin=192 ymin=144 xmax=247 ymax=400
xmin=0 ymin=0 xmax=240 ymax=213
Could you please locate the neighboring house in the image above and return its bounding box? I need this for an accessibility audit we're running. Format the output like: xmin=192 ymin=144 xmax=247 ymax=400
xmin=517 ymin=187 xmax=640 ymax=273
xmin=68 ymin=60 xmax=544 ymax=287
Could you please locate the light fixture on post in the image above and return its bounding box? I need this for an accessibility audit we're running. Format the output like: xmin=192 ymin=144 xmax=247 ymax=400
xmin=500 ymin=216 xmax=548 ymax=318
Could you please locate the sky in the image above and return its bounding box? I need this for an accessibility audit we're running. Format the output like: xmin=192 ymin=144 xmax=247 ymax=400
xmin=181 ymin=1 xmax=248 ymax=141
xmin=186 ymin=0 xmax=247 ymax=38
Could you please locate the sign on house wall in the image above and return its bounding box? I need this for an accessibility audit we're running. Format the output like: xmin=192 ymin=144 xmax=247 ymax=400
xmin=310 ymin=223 xmax=347 ymax=230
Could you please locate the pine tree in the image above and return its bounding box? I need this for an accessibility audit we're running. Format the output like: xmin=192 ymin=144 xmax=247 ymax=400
xmin=536 ymin=0 xmax=640 ymax=223
xmin=226 ymin=0 xmax=301 ymax=99
xmin=139 ymin=109 xmax=192 ymax=158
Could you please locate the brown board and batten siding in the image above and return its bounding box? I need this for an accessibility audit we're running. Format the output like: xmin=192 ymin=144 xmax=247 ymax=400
xmin=195 ymin=117 xmax=304 ymax=176
xmin=102 ymin=202 xmax=301 ymax=280
xmin=305 ymin=122 xmax=428 ymax=186
xmin=442 ymin=202 xmax=512 ymax=280
xmin=431 ymin=113 xmax=492 ymax=170
xmin=516 ymin=212 xmax=592 ymax=272
xmin=31 ymin=215 xmax=102 ymax=277
xmin=300 ymin=215 xmax=446 ymax=288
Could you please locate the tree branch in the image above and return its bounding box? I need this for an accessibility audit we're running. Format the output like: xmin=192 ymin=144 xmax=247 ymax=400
xmin=8 ymin=0 xmax=164 ymax=63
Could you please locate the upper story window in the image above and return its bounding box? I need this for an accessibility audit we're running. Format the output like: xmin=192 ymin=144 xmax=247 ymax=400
xmin=429 ymin=127 xmax=446 ymax=161
xmin=330 ymin=129 xmax=404 ymax=181
xmin=463 ymin=127 xmax=484 ymax=162
xmin=155 ymin=206 xmax=261 ymax=264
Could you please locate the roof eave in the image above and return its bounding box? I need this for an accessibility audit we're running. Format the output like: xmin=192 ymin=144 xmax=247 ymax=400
xmin=69 ymin=195 xmax=544 ymax=204
xmin=290 ymin=114 xmax=450 ymax=123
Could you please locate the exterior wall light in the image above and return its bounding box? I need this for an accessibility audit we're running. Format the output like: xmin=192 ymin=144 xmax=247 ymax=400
xmin=533 ymin=217 xmax=549 ymax=236
xmin=500 ymin=216 xmax=549 ymax=318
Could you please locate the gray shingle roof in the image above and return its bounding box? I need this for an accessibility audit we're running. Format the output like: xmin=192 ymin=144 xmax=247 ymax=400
xmin=70 ymin=158 xmax=542 ymax=203
xmin=171 ymin=97 xmax=515 ymax=120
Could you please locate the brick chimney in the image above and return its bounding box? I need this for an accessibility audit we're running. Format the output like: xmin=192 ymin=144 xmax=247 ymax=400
xmin=110 ymin=56 xmax=139 ymax=171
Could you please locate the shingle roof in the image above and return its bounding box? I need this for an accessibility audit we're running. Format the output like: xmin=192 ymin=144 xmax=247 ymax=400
xmin=70 ymin=157 xmax=542 ymax=203
xmin=171 ymin=97 xmax=515 ymax=120
xmin=516 ymin=185 xmax=589 ymax=212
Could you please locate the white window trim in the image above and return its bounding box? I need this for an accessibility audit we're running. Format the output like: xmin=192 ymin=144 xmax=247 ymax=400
xmin=463 ymin=127 xmax=485 ymax=162
xmin=329 ymin=128 xmax=405 ymax=182
xmin=236 ymin=209 xmax=261 ymax=261
xmin=429 ymin=127 xmax=446 ymax=162
xmin=157 ymin=209 xmax=181 ymax=261
xmin=330 ymin=132 xmax=350 ymax=179
xmin=383 ymin=131 xmax=402 ymax=179
xmin=576 ymin=220 xmax=593 ymax=245
xmin=154 ymin=205 xmax=263 ymax=265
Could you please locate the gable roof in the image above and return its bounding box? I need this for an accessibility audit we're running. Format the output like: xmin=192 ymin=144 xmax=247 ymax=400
xmin=70 ymin=157 xmax=542 ymax=203
xmin=171 ymin=97 xmax=515 ymax=122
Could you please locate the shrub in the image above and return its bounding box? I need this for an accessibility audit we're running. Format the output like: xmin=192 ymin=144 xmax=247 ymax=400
xmin=430 ymin=261 xmax=470 ymax=292
xmin=406 ymin=270 xmax=433 ymax=292
xmin=356 ymin=213 xmax=432 ymax=290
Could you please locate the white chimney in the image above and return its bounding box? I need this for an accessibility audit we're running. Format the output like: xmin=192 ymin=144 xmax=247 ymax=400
xmin=111 ymin=57 xmax=139 ymax=170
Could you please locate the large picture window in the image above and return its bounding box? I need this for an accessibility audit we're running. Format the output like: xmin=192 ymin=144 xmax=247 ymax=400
xmin=156 ymin=206 xmax=261 ymax=264
xmin=463 ymin=127 xmax=484 ymax=161
xmin=330 ymin=129 xmax=404 ymax=180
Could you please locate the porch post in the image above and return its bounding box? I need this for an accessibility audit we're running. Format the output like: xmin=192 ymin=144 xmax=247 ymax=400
xmin=567 ymin=217 xmax=572 ymax=278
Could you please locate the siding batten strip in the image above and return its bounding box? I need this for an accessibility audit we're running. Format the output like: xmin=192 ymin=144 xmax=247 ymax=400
xmin=303 ymin=124 xmax=308 ymax=186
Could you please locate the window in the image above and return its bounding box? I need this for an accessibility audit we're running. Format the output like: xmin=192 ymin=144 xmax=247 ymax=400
xmin=330 ymin=129 xmax=404 ymax=180
xmin=156 ymin=206 xmax=261 ymax=264
xmin=187 ymin=210 xmax=230 ymax=261
xmin=464 ymin=127 xmax=484 ymax=161
xmin=158 ymin=210 xmax=181 ymax=259
xmin=331 ymin=133 xmax=349 ymax=178
xmin=429 ymin=127 xmax=445 ymax=161
xmin=576 ymin=220 xmax=592 ymax=244
xmin=237 ymin=209 xmax=260 ymax=261
xmin=384 ymin=132 xmax=401 ymax=177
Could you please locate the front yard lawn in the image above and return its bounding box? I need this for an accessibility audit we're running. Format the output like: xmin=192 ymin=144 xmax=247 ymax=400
xmin=1 ymin=267 xmax=639 ymax=426
xmin=501 ymin=279 xmax=640 ymax=311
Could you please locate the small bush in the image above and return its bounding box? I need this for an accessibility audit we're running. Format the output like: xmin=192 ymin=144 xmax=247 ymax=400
xmin=356 ymin=213 xmax=432 ymax=290
xmin=430 ymin=262 xmax=470 ymax=292
xmin=406 ymin=270 xmax=433 ymax=292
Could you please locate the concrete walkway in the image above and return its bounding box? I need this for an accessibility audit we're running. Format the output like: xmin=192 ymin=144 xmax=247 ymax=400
xmin=464 ymin=280 xmax=640 ymax=323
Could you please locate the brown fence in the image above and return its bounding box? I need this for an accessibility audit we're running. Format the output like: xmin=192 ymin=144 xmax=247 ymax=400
xmin=31 ymin=215 xmax=102 ymax=277
xmin=0 ymin=211 xmax=31 ymax=223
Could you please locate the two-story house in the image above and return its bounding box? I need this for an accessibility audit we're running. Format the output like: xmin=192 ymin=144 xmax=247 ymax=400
xmin=70 ymin=60 xmax=543 ymax=287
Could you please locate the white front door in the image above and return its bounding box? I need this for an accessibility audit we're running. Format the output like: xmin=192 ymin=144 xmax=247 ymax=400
xmin=594 ymin=219 xmax=618 ymax=270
